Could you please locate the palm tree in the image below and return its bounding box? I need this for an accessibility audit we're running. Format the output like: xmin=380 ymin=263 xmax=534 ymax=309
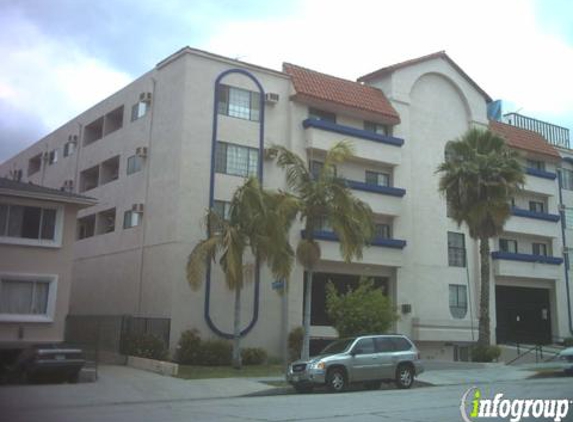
xmin=437 ymin=128 xmax=524 ymax=347
xmin=269 ymin=140 xmax=375 ymax=360
xmin=186 ymin=177 xmax=296 ymax=368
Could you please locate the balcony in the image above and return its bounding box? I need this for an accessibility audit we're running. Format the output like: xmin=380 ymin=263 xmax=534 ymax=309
xmin=510 ymin=207 xmax=560 ymax=222
xmin=344 ymin=180 xmax=405 ymax=216
xmin=303 ymin=119 xmax=404 ymax=166
xmin=301 ymin=230 xmax=406 ymax=267
xmin=491 ymin=251 xmax=563 ymax=280
xmin=505 ymin=207 xmax=561 ymax=237
xmin=525 ymin=167 xmax=557 ymax=180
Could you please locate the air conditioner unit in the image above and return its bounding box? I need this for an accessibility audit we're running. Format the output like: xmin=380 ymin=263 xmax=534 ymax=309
xmin=140 ymin=92 xmax=152 ymax=102
xmin=136 ymin=147 xmax=148 ymax=157
xmin=68 ymin=134 xmax=78 ymax=142
xmin=265 ymin=92 xmax=279 ymax=105
xmin=132 ymin=203 xmax=145 ymax=213
xmin=42 ymin=152 xmax=50 ymax=161
xmin=64 ymin=179 xmax=74 ymax=188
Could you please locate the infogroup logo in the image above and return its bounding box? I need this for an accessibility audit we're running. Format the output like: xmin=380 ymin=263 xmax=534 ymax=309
xmin=460 ymin=387 xmax=571 ymax=422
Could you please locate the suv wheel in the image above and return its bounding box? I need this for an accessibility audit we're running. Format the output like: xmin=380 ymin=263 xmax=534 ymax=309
xmin=327 ymin=368 xmax=347 ymax=393
xmin=395 ymin=363 xmax=414 ymax=389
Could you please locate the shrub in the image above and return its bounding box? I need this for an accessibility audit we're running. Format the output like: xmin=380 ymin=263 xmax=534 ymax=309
xmin=471 ymin=345 xmax=502 ymax=362
xmin=123 ymin=333 xmax=167 ymax=361
xmin=241 ymin=347 xmax=268 ymax=365
xmin=198 ymin=339 xmax=232 ymax=365
xmin=325 ymin=278 xmax=399 ymax=338
xmin=563 ymin=337 xmax=573 ymax=347
xmin=288 ymin=326 xmax=304 ymax=362
xmin=176 ymin=329 xmax=202 ymax=364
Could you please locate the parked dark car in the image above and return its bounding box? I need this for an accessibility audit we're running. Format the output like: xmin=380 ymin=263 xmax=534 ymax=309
xmin=4 ymin=344 xmax=85 ymax=384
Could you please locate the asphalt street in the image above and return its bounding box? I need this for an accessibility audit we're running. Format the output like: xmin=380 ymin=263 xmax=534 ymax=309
xmin=4 ymin=377 xmax=572 ymax=422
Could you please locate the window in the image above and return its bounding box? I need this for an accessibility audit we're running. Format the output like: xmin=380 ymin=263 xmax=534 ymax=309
xmin=27 ymin=154 xmax=42 ymax=176
xmin=566 ymin=248 xmax=573 ymax=269
xmin=79 ymin=165 xmax=99 ymax=192
xmin=352 ymin=338 xmax=375 ymax=355
xmin=131 ymin=100 xmax=150 ymax=121
xmin=310 ymin=161 xmax=336 ymax=180
xmin=127 ymin=155 xmax=143 ymax=175
xmin=218 ymin=85 xmax=260 ymax=121
xmin=365 ymin=170 xmax=390 ymax=187
xmin=390 ymin=337 xmax=412 ymax=351
xmin=48 ymin=149 xmax=58 ymax=165
xmin=449 ymin=284 xmax=468 ymax=319
xmin=375 ymin=337 xmax=394 ymax=352
xmin=77 ymin=214 xmax=95 ymax=240
xmin=63 ymin=141 xmax=76 ymax=157
xmin=532 ymin=242 xmax=548 ymax=256
xmin=100 ymin=156 xmax=120 ymax=185
xmin=564 ymin=207 xmax=573 ymax=228
xmin=0 ymin=204 xmax=57 ymax=241
xmin=308 ymin=108 xmax=336 ymax=123
xmin=499 ymin=238 xmax=517 ymax=253
xmin=215 ymin=142 xmax=259 ymax=177
xmin=96 ymin=208 xmax=116 ymax=235
xmin=103 ymin=106 xmax=124 ymax=136
xmin=448 ymin=232 xmax=466 ymax=267
xmin=375 ymin=224 xmax=391 ymax=239
xmin=0 ymin=275 xmax=57 ymax=322
xmin=527 ymin=159 xmax=545 ymax=171
xmin=213 ymin=200 xmax=231 ymax=220
xmin=529 ymin=201 xmax=545 ymax=213
xmin=123 ymin=210 xmax=142 ymax=229
xmin=364 ymin=121 xmax=390 ymax=136
xmin=561 ymin=168 xmax=573 ymax=190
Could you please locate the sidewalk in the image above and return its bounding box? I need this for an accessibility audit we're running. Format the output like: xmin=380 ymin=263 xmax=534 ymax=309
xmin=416 ymin=360 xmax=536 ymax=386
xmin=0 ymin=365 xmax=276 ymax=413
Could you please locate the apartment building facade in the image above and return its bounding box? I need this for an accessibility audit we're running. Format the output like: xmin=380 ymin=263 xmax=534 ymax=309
xmin=0 ymin=179 xmax=95 ymax=348
xmin=1 ymin=47 xmax=571 ymax=359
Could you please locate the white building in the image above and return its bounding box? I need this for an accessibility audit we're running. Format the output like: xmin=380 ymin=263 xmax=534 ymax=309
xmin=1 ymin=47 xmax=571 ymax=359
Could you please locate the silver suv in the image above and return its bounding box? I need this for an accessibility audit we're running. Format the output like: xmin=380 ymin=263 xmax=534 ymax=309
xmin=286 ymin=334 xmax=424 ymax=393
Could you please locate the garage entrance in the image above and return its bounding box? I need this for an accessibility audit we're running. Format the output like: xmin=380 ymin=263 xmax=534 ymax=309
xmin=495 ymin=286 xmax=551 ymax=345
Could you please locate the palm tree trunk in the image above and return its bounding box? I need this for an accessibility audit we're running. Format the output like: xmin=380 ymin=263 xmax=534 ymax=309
xmin=282 ymin=279 xmax=289 ymax=370
xmin=232 ymin=283 xmax=242 ymax=369
xmin=478 ymin=236 xmax=491 ymax=347
xmin=301 ymin=269 xmax=312 ymax=360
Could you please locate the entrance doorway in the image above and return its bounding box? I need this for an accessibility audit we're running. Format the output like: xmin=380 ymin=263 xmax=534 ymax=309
xmin=495 ymin=286 xmax=551 ymax=345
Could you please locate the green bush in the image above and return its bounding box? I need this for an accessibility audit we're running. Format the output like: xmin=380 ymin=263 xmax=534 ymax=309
xmin=326 ymin=278 xmax=399 ymax=338
xmin=198 ymin=339 xmax=232 ymax=365
xmin=123 ymin=333 xmax=168 ymax=361
xmin=241 ymin=347 xmax=268 ymax=365
xmin=563 ymin=337 xmax=573 ymax=347
xmin=176 ymin=329 xmax=202 ymax=364
xmin=471 ymin=345 xmax=502 ymax=362
xmin=288 ymin=326 xmax=304 ymax=362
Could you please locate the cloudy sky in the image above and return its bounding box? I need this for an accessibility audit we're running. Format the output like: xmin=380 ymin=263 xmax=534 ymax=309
xmin=1 ymin=0 xmax=572 ymax=162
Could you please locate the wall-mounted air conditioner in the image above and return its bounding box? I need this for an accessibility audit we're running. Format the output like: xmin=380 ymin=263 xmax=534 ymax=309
xmin=136 ymin=147 xmax=148 ymax=157
xmin=139 ymin=92 xmax=152 ymax=102
xmin=132 ymin=203 xmax=145 ymax=213
xmin=265 ymin=92 xmax=279 ymax=105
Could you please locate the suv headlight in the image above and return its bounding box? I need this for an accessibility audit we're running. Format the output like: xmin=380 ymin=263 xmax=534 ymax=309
xmin=312 ymin=361 xmax=325 ymax=370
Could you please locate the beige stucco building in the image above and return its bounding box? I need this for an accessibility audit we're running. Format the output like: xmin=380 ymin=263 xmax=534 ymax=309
xmin=0 ymin=179 xmax=95 ymax=347
xmin=1 ymin=47 xmax=571 ymax=359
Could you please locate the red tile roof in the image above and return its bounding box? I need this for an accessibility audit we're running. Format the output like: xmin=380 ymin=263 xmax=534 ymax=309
xmin=358 ymin=51 xmax=492 ymax=103
xmin=283 ymin=63 xmax=400 ymax=125
xmin=489 ymin=120 xmax=560 ymax=159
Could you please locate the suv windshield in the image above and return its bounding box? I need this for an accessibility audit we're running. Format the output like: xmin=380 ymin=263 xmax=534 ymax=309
xmin=320 ymin=338 xmax=355 ymax=355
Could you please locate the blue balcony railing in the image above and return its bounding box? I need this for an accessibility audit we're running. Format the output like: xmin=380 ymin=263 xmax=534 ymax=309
xmin=510 ymin=207 xmax=560 ymax=222
xmin=491 ymin=251 xmax=563 ymax=265
xmin=525 ymin=167 xmax=557 ymax=180
xmin=344 ymin=180 xmax=406 ymax=197
xmin=301 ymin=230 xmax=407 ymax=249
xmin=302 ymin=118 xmax=404 ymax=147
